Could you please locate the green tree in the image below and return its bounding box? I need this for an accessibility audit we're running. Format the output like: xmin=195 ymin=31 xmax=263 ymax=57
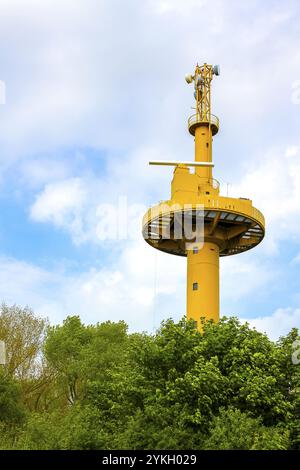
xmin=0 ymin=371 xmax=24 ymax=424
xmin=203 ymin=408 xmax=289 ymax=450
xmin=44 ymin=316 xmax=128 ymax=405
xmin=113 ymin=318 xmax=299 ymax=449
xmin=0 ymin=304 xmax=50 ymax=411
xmin=1 ymin=308 xmax=299 ymax=450
xmin=0 ymin=304 xmax=48 ymax=380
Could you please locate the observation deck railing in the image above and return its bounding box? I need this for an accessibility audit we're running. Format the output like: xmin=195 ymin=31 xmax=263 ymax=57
xmin=188 ymin=113 xmax=219 ymax=136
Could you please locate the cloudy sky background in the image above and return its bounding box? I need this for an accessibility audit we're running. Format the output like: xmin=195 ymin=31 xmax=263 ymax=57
xmin=0 ymin=0 xmax=300 ymax=339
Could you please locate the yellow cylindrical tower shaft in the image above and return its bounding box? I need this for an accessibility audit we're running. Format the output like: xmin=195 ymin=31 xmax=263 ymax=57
xmin=194 ymin=125 xmax=212 ymax=179
xmin=187 ymin=242 xmax=219 ymax=325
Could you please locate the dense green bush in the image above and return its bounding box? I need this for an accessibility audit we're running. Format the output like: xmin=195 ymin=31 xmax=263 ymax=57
xmin=0 ymin=305 xmax=299 ymax=450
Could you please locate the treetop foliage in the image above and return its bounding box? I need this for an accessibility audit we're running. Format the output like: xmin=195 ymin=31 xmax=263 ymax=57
xmin=0 ymin=304 xmax=299 ymax=450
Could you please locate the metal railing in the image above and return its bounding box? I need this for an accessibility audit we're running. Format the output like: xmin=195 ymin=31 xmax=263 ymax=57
xmin=188 ymin=113 xmax=219 ymax=135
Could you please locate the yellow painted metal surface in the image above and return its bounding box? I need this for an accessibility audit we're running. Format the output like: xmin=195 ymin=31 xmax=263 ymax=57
xmin=187 ymin=242 xmax=219 ymax=326
xmin=195 ymin=126 xmax=212 ymax=179
xmin=142 ymin=63 xmax=265 ymax=328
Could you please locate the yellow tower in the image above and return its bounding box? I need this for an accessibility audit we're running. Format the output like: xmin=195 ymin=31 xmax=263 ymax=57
xmin=142 ymin=63 xmax=265 ymax=328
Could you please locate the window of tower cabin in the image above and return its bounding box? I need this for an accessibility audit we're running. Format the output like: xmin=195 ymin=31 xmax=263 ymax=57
xmin=193 ymin=282 xmax=198 ymax=291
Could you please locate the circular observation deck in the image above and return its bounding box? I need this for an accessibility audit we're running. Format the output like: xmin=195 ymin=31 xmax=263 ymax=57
xmin=188 ymin=114 xmax=219 ymax=136
xmin=142 ymin=199 xmax=265 ymax=257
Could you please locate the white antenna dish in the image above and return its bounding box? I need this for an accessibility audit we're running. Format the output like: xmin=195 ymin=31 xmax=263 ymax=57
xmin=213 ymin=65 xmax=220 ymax=76
xmin=185 ymin=74 xmax=193 ymax=84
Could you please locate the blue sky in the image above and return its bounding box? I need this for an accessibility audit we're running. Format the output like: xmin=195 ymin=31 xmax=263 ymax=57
xmin=0 ymin=0 xmax=300 ymax=338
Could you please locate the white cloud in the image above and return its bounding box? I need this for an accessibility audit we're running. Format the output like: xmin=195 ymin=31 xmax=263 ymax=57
xmin=0 ymin=256 xmax=57 ymax=319
xmin=291 ymin=252 xmax=300 ymax=264
xmin=221 ymin=253 xmax=278 ymax=302
xmin=30 ymin=178 xmax=87 ymax=243
xmin=0 ymin=239 xmax=185 ymax=332
xmin=155 ymin=0 xmax=207 ymax=15
xmin=242 ymin=307 xmax=300 ymax=341
xmin=285 ymin=145 xmax=300 ymax=158
xmin=228 ymin=145 xmax=300 ymax=253
xmin=19 ymin=157 xmax=71 ymax=189
xmin=27 ymin=143 xmax=175 ymax=245
xmin=0 ymin=0 xmax=299 ymax=169
xmin=30 ymin=178 xmax=86 ymax=223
